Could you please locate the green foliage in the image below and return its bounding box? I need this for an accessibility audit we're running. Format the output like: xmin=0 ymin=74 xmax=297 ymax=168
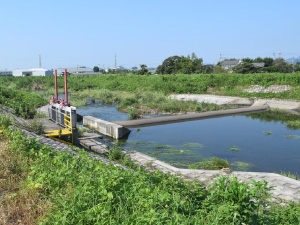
xmin=156 ymin=53 xmax=203 ymax=74
xmin=27 ymin=119 xmax=45 ymax=135
xmin=204 ymin=176 xmax=273 ymax=224
xmin=280 ymin=171 xmax=300 ymax=180
xmin=197 ymin=157 xmax=230 ymax=170
xmin=2 ymin=127 xmax=300 ymax=224
xmin=285 ymin=120 xmax=300 ymax=130
xmin=0 ymin=86 xmax=47 ymax=119
xmin=233 ymin=62 xmax=257 ymax=74
xmin=0 ymin=114 xmax=11 ymax=129
xmin=227 ymin=146 xmax=240 ymax=151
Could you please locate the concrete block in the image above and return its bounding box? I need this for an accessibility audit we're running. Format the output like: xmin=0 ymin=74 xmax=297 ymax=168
xmin=83 ymin=116 xmax=130 ymax=139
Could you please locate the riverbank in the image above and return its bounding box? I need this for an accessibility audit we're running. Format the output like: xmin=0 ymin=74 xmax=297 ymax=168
xmin=170 ymin=94 xmax=300 ymax=111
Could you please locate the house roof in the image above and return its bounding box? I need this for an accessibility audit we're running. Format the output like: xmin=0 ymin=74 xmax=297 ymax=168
xmin=220 ymin=60 xmax=240 ymax=66
xmin=252 ymin=62 xmax=265 ymax=68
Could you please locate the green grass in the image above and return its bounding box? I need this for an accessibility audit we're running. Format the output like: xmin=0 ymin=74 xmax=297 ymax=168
xmin=2 ymin=73 xmax=300 ymax=100
xmin=2 ymin=121 xmax=300 ymax=223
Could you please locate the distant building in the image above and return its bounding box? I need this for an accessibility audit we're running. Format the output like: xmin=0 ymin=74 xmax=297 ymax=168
xmin=56 ymin=67 xmax=93 ymax=75
xmin=13 ymin=68 xmax=53 ymax=77
xmin=0 ymin=71 xmax=12 ymax=76
xmin=252 ymin=62 xmax=265 ymax=68
xmin=220 ymin=60 xmax=241 ymax=69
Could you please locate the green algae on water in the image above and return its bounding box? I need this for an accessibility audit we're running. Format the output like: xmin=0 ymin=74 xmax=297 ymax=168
xmin=162 ymin=149 xmax=192 ymax=154
xmin=228 ymin=146 xmax=240 ymax=151
xmin=231 ymin=161 xmax=253 ymax=171
xmin=183 ymin=143 xmax=205 ymax=149
xmin=284 ymin=135 xmax=300 ymax=139
xmin=155 ymin=145 xmax=172 ymax=149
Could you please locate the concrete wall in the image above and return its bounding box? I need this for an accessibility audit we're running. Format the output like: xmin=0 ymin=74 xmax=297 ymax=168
xmin=83 ymin=116 xmax=130 ymax=139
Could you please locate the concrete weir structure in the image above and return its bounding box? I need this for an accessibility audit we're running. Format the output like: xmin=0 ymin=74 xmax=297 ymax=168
xmin=83 ymin=116 xmax=130 ymax=139
xmin=83 ymin=105 xmax=268 ymax=139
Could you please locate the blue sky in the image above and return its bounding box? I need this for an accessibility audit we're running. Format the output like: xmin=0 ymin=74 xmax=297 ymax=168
xmin=0 ymin=0 xmax=299 ymax=70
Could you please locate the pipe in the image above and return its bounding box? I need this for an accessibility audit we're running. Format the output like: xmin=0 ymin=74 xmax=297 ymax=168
xmin=54 ymin=70 xmax=58 ymax=101
xmin=64 ymin=69 xmax=68 ymax=104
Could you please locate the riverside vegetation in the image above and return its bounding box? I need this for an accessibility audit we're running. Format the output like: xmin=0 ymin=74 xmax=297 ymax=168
xmin=1 ymin=74 xmax=300 ymax=223
xmin=2 ymin=73 xmax=300 ymax=118
xmin=1 ymin=117 xmax=300 ymax=224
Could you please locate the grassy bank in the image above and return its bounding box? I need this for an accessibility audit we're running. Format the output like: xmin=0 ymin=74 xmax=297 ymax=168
xmin=1 ymin=73 xmax=300 ymax=100
xmin=0 ymin=86 xmax=47 ymax=119
xmin=1 ymin=123 xmax=300 ymax=224
xmin=71 ymin=89 xmax=223 ymax=119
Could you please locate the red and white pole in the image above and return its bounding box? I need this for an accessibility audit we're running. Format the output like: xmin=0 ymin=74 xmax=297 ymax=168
xmin=64 ymin=69 xmax=68 ymax=105
xmin=54 ymin=70 xmax=58 ymax=102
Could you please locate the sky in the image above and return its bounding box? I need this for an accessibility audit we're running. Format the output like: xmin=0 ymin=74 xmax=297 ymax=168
xmin=0 ymin=0 xmax=299 ymax=70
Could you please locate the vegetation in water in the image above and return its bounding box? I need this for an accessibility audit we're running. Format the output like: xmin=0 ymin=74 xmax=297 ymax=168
xmin=227 ymin=146 xmax=241 ymax=151
xmin=264 ymin=130 xmax=272 ymax=135
xmin=189 ymin=157 xmax=230 ymax=170
xmin=280 ymin=171 xmax=300 ymax=180
xmin=231 ymin=161 xmax=254 ymax=171
xmin=155 ymin=144 xmax=172 ymax=149
xmin=183 ymin=142 xmax=205 ymax=149
xmin=285 ymin=120 xmax=300 ymax=130
xmin=162 ymin=149 xmax=192 ymax=154
xmin=69 ymin=96 xmax=88 ymax=106
xmin=284 ymin=134 xmax=300 ymax=139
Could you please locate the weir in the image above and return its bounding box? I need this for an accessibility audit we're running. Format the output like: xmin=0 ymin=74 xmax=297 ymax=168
xmin=83 ymin=105 xmax=268 ymax=139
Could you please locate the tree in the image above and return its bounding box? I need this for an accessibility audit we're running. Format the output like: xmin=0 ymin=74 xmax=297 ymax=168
xmin=233 ymin=62 xmax=257 ymax=74
xmin=242 ymin=58 xmax=254 ymax=63
xmin=93 ymin=66 xmax=100 ymax=72
xmin=273 ymin=58 xmax=292 ymax=73
xmin=137 ymin=64 xmax=149 ymax=75
xmin=263 ymin=57 xmax=274 ymax=67
xmin=156 ymin=56 xmax=181 ymax=74
xmin=254 ymin=57 xmax=264 ymax=63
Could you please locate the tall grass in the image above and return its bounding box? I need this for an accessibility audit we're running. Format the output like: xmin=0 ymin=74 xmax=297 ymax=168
xmin=1 ymin=125 xmax=300 ymax=224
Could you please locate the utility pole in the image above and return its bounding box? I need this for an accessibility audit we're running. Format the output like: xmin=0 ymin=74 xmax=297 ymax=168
xmin=219 ymin=53 xmax=222 ymax=62
xmin=273 ymin=52 xmax=276 ymax=59
xmin=39 ymin=54 xmax=41 ymax=68
xmin=278 ymin=52 xmax=282 ymax=59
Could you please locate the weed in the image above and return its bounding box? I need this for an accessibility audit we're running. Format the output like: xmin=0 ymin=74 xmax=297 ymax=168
xmin=77 ymin=125 xmax=88 ymax=137
xmin=128 ymin=107 xmax=140 ymax=120
xmin=284 ymin=134 xmax=300 ymax=139
xmin=155 ymin=145 xmax=172 ymax=149
xmin=197 ymin=157 xmax=230 ymax=170
xmin=183 ymin=142 xmax=205 ymax=149
xmin=0 ymin=114 xmax=11 ymax=129
xmin=227 ymin=146 xmax=240 ymax=151
xmin=280 ymin=171 xmax=300 ymax=180
xmin=285 ymin=120 xmax=300 ymax=130
xmin=28 ymin=119 xmax=44 ymax=135
xmin=264 ymin=130 xmax=272 ymax=135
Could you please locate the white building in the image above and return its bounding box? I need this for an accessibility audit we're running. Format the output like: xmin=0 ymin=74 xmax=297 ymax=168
xmin=0 ymin=71 xmax=12 ymax=76
xmin=13 ymin=68 xmax=53 ymax=77
xmin=56 ymin=67 xmax=93 ymax=75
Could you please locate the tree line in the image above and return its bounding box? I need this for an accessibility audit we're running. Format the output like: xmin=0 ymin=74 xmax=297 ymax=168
xmin=92 ymin=53 xmax=300 ymax=75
